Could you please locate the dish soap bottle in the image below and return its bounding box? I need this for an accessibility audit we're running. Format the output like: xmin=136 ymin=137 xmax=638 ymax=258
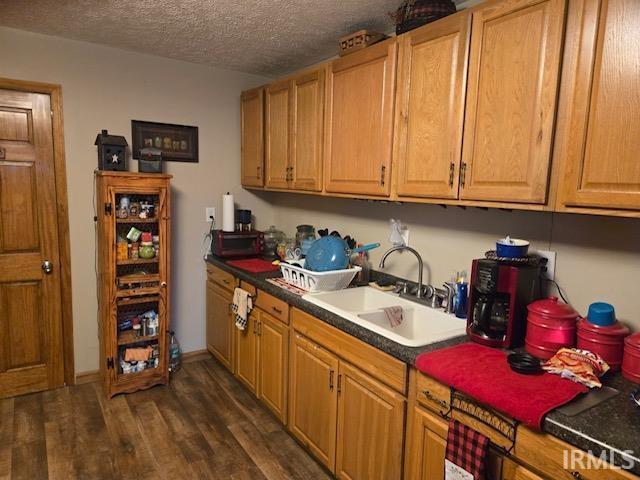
xmin=168 ymin=331 xmax=182 ymax=374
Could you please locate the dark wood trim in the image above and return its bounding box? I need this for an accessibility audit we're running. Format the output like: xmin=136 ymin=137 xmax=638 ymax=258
xmin=0 ymin=77 xmax=75 ymax=386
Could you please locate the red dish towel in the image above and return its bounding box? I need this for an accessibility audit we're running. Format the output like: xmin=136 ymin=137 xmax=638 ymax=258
xmin=445 ymin=419 xmax=490 ymax=480
xmin=415 ymin=343 xmax=588 ymax=429
xmin=226 ymin=258 xmax=280 ymax=273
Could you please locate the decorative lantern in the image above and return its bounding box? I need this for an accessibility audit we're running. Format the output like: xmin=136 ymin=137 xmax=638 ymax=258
xmin=95 ymin=129 xmax=128 ymax=171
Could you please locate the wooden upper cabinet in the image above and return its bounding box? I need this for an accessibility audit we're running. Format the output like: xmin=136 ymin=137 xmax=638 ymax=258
xmin=324 ymin=40 xmax=397 ymax=196
xmin=460 ymin=0 xmax=566 ymax=204
xmin=240 ymin=87 xmax=264 ymax=187
xmin=557 ymin=0 xmax=640 ymax=211
xmin=291 ymin=69 xmax=324 ymax=191
xmin=265 ymin=80 xmax=291 ymax=189
xmin=394 ymin=12 xmax=471 ymax=200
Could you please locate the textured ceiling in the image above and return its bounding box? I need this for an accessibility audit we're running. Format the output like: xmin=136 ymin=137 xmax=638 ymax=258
xmin=0 ymin=0 xmax=464 ymax=77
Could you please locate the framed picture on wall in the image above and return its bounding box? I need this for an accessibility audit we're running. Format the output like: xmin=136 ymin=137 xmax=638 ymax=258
xmin=131 ymin=120 xmax=199 ymax=162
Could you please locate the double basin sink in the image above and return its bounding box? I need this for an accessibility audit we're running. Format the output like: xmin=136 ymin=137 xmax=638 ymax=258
xmin=302 ymin=286 xmax=467 ymax=347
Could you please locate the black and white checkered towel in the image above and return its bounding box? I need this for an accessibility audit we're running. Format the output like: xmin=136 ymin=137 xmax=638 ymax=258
xmin=232 ymin=287 xmax=253 ymax=331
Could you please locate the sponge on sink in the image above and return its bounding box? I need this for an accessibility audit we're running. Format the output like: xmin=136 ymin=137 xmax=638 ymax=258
xmin=382 ymin=306 xmax=403 ymax=328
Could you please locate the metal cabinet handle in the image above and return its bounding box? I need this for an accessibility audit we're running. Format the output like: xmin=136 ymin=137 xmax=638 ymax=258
xmin=272 ymin=306 xmax=283 ymax=315
xmin=42 ymin=260 xmax=53 ymax=274
xmin=329 ymin=370 xmax=334 ymax=391
xmin=337 ymin=374 xmax=342 ymax=394
xmin=256 ymin=165 xmax=261 ymax=179
xmin=380 ymin=165 xmax=386 ymax=186
xmin=448 ymin=162 xmax=455 ymax=188
xmin=571 ymin=472 xmax=584 ymax=480
xmin=460 ymin=162 xmax=467 ymax=187
xmin=423 ymin=390 xmax=448 ymax=410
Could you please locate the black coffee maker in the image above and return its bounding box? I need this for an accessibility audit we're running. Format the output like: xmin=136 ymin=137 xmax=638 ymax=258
xmin=467 ymin=258 xmax=541 ymax=348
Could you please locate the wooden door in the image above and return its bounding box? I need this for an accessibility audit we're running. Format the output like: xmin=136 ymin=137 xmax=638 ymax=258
xmin=289 ymin=333 xmax=339 ymax=471
xmin=241 ymin=87 xmax=264 ymax=187
xmin=335 ymin=362 xmax=405 ymax=480
xmin=324 ymin=40 xmax=397 ymax=196
xmin=405 ymin=406 xmax=448 ymax=480
xmin=265 ymin=80 xmax=291 ymax=189
xmin=557 ymin=0 xmax=640 ymax=210
xmin=291 ymin=69 xmax=324 ymax=191
xmin=235 ymin=310 xmax=259 ymax=393
xmin=460 ymin=0 xmax=566 ymax=203
xmin=395 ymin=12 xmax=471 ymax=200
xmin=206 ymin=280 xmax=233 ymax=371
xmin=0 ymin=89 xmax=64 ymax=398
xmin=511 ymin=466 xmax=545 ymax=480
xmin=257 ymin=312 xmax=288 ymax=423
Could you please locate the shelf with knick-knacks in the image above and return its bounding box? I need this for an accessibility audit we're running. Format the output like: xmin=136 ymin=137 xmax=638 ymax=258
xmin=95 ymin=171 xmax=172 ymax=397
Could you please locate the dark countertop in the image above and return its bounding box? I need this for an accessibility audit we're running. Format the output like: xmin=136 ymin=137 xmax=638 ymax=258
xmin=205 ymin=255 xmax=640 ymax=475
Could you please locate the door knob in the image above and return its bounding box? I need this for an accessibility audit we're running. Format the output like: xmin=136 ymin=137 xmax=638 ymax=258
xmin=42 ymin=260 xmax=53 ymax=274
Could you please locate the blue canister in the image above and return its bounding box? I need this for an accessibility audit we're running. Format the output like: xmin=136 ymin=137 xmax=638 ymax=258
xmin=496 ymin=236 xmax=530 ymax=258
xmin=587 ymin=302 xmax=616 ymax=326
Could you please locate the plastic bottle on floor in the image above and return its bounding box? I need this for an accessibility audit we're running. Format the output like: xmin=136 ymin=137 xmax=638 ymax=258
xmin=168 ymin=331 xmax=182 ymax=374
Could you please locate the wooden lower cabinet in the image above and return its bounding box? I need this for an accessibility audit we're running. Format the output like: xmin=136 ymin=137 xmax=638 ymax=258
xmin=406 ymin=405 xmax=448 ymax=480
xmin=235 ymin=310 xmax=259 ymax=393
xmin=289 ymin=333 xmax=339 ymax=471
xmin=336 ymin=362 xmax=406 ymax=480
xmin=258 ymin=312 xmax=288 ymax=423
xmin=205 ymin=280 xmax=234 ymax=371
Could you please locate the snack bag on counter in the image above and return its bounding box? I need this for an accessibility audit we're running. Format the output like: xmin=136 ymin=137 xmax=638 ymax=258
xmin=542 ymin=348 xmax=610 ymax=388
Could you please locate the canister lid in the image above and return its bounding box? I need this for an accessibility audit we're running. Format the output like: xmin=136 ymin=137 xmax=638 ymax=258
xmin=527 ymin=296 xmax=579 ymax=321
xmin=587 ymin=302 xmax=616 ymax=326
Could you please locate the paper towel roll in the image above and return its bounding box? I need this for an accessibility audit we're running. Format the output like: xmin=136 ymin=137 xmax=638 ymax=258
xmin=222 ymin=193 xmax=235 ymax=232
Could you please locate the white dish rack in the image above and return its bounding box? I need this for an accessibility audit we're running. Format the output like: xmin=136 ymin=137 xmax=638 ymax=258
xmin=279 ymin=260 xmax=361 ymax=292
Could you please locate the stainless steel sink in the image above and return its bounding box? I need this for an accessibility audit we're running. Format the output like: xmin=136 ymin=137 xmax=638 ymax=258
xmin=302 ymin=287 xmax=467 ymax=347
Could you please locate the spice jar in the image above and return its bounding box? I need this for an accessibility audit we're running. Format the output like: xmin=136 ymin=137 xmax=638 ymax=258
xmin=116 ymin=241 xmax=129 ymax=261
xmin=131 ymin=242 xmax=140 ymax=259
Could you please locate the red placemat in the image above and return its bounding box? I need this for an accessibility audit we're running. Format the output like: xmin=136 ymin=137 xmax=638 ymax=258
xmin=226 ymin=258 xmax=280 ymax=273
xmin=415 ymin=343 xmax=588 ymax=429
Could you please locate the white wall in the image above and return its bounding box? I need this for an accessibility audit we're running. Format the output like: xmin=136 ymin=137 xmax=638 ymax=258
xmin=270 ymin=193 xmax=640 ymax=331
xmin=0 ymin=27 xmax=274 ymax=373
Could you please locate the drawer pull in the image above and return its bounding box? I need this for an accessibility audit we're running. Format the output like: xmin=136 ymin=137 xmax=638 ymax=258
xmin=272 ymin=306 xmax=283 ymax=314
xmin=222 ymin=279 xmax=231 ymax=285
xmin=423 ymin=389 xmax=448 ymax=410
xmin=337 ymin=374 xmax=342 ymax=394
xmin=329 ymin=370 xmax=334 ymax=391
xmin=571 ymin=472 xmax=584 ymax=480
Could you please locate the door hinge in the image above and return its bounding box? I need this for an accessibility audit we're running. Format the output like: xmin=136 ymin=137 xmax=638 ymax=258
xmin=107 ymin=357 xmax=114 ymax=370
xmin=460 ymin=162 xmax=467 ymax=187
xmin=380 ymin=165 xmax=386 ymax=186
xmin=104 ymin=202 xmax=113 ymax=215
xmin=449 ymin=162 xmax=455 ymax=188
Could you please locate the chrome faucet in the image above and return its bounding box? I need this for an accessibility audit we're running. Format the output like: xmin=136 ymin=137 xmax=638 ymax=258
xmin=379 ymin=245 xmax=425 ymax=298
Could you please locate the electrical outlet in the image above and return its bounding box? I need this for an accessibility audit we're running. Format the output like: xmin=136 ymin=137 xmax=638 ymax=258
xmin=205 ymin=207 xmax=215 ymax=223
xmin=534 ymin=249 xmax=556 ymax=281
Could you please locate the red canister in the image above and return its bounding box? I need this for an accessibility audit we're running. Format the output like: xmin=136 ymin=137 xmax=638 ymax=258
xmin=577 ymin=318 xmax=630 ymax=371
xmin=525 ymin=296 xmax=578 ymax=360
xmin=622 ymin=333 xmax=640 ymax=384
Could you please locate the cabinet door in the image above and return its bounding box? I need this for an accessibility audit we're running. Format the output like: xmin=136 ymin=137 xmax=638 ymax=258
xmin=265 ymin=80 xmax=291 ymax=189
xmin=235 ymin=310 xmax=259 ymax=393
xmin=335 ymin=362 xmax=406 ymax=480
xmin=289 ymin=333 xmax=339 ymax=471
xmin=460 ymin=0 xmax=566 ymax=203
xmin=395 ymin=12 xmax=471 ymax=200
xmin=512 ymin=466 xmax=545 ymax=480
xmin=257 ymin=312 xmax=288 ymax=423
xmin=324 ymin=40 xmax=397 ymax=196
xmin=291 ymin=69 xmax=324 ymax=191
xmin=240 ymin=87 xmax=264 ymax=187
xmin=405 ymin=406 xmax=448 ymax=480
xmin=206 ymin=280 xmax=233 ymax=371
xmin=557 ymin=0 xmax=640 ymax=210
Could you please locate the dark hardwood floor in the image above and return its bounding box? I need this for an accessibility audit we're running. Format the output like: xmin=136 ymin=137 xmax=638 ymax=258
xmin=0 ymin=358 xmax=331 ymax=480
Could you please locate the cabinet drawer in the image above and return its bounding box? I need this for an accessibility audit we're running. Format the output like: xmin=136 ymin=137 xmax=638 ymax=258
xmin=416 ymin=372 xmax=450 ymax=415
xmin=516 ymin=427 xmax=637 ymax=480
xmin=292 ymin=308 xmax=407 ymax=394
xmin=256 ymin=290 xmax=289 ymax=324
xmin=240 ymin=282 xmax=289 ymax=324
xmin=207 ymin=264 xmax=237 ymax=291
